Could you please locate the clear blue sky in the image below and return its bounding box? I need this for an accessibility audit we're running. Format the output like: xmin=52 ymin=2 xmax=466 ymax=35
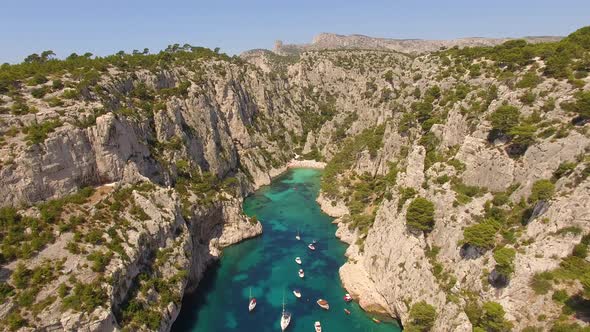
xmin=1 ymin=0 xmax=588 ymax=63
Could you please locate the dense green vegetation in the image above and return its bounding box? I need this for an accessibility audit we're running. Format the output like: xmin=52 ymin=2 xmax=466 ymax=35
xmin=346 ymin=171 xmax=391 ymax=236
xmin=466 ymin=301 xmax=513 ymax=332
xmin=493 ymin=246 xmax=516 ymax=276
xmin=487 ymin=103 xmax=541 ymax=156
xmin=529 ymin=179 xmax=555 ymax=203
xmin=405 ymin=301 xmax=437 ymax=332
xmin=321 ymin=125 xmax=386 ymax=198
xmin=61 ymin=278 xmax=108 ymax=312
xmin=406 ymin=197 xmax=435 ymax=233
xmin=462 ymin=219 xmax=500 ymax=250
xmin=515 ymin=71 xmax=543 ymax=89
xmin=490 ymin=105 xmax=520 ymax=135
xmin=441 ymin=26 xmax=590 ymax=80
xmin=0 ymin=45 xmax=235 ymax=96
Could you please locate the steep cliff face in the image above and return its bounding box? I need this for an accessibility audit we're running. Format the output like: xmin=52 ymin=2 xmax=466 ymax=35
xmin=299 ymin=54 xmax=588 ymax=332
xmin=0 ymin=55 xmax=301 ymax=330
xmin=1 ymin=27 xmax=590 ymax=331
xmin=263 ymin=29 xmax=590 ymax=331
xmin=0 ymin=61 xmax=303 ymax=206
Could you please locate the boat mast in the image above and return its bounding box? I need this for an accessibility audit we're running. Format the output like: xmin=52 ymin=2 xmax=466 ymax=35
xmin=282 ymin=291 xmax=285 ymax=314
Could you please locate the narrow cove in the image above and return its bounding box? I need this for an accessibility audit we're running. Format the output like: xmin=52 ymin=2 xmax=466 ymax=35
xmin=172 ymin=168 xmax=401 ymax=331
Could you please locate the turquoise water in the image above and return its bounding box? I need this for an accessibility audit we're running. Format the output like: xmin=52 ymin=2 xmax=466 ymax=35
xmin=172 ymin=168 xmax=401 ymax=332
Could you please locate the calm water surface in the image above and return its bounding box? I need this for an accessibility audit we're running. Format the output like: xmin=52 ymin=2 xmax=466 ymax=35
xmin=172 ymin=168 xmax=401 ymax=332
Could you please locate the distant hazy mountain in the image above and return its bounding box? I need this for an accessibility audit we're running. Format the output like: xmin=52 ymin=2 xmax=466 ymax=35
xmin=273 ymin=32 xmax=563 ymax=55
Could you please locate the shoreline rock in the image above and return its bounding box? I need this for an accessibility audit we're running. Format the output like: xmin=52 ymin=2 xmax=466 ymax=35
xmin=315 ymin=193 xmax=391 ymax=317
xmin=316 ymin=193 xmax=349 ymax=218
xmin=339 ymin=262 xmax=391 ymax=315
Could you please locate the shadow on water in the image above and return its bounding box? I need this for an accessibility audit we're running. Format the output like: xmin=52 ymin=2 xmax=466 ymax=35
xmin=174 ymin=260 xmax=222 ymax=330
xmin=172 ymin=169 xmax=401 ymax=331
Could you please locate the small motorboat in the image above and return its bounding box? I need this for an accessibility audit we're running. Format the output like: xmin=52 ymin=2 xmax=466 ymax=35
xmin=343 ymin=293 xmax=352 ymax=302
xmin=372 ymin=317 xmax=381 ymax=324
xmin=295 ymin=230 xmax=301 ymax=241
xmin=314 ymin=321 xmax=322 ymax=332
xmin=316 ymin=299 xmax=329 ymax=310
xmin=295 ymin=257 xmax=302 ymax=265
xmin=344 ymin=308 xmax=351 ymax=315
xmin=308 ymin=243 xmax=316 ymax=251
xmin=293 ymin=289 xmax=301 ymax=298
xmin=248 ymin=287 xmax=256 ymax=312
xmin=298 ymin=269 xmax=305 ymax=278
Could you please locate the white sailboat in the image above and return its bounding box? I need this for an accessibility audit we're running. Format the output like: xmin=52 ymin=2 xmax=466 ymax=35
xmin=248 ymin=287 xmax=256 ymax=312
xmin=280 ymin=293 xmax=291 ymax=331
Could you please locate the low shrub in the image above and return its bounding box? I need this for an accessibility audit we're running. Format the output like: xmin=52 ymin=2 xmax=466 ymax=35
xmin=529 ymin=179 xmax=554 ymax=203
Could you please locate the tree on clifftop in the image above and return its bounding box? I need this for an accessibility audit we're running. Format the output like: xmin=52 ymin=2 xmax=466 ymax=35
xmin=406 ymin=197 xmax=435 ymax=233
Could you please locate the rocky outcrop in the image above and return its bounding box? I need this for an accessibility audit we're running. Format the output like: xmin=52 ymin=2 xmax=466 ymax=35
xmin=456 ymin=136 xmax=515 ymax=192
xmin=316 ymin=193 xmax=348 ymax=218
xmin=339 ymin=262 xmax=390 ymax=314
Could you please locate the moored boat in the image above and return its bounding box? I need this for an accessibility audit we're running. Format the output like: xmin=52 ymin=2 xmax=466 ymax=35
xmin=308 ymin=243 xmax=316 ymax=251
xmin=296 ymin=230 xmax=301 ymax=241
xmin=281 ymin=294 xmax=291 ymax=331
xmin=344 ymin=308 xmax=351 ymax=315
xmin=298 ymin=269 xmax=305 ymax=278
xmin=316 ymin=299 xmax=329 ymax=310
xmin=314 ymin=321 xmax=322 ymax=332
xmin=343 ymin=293 xmax=352 ymax=302
xmin=249 ymin=298 xmax=256 ymax=312
xmin=248 ymin=287 xmax=256 ymax=312
xmin=281 ymin=311 xmax=291 ymax=330
xmin=295 ymin=257 xmax=302 ymax=265
xmin=372 ymin=317 xmax=381 ymax=324
xmin=293 ymin=289 xmax=301 ymax=298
